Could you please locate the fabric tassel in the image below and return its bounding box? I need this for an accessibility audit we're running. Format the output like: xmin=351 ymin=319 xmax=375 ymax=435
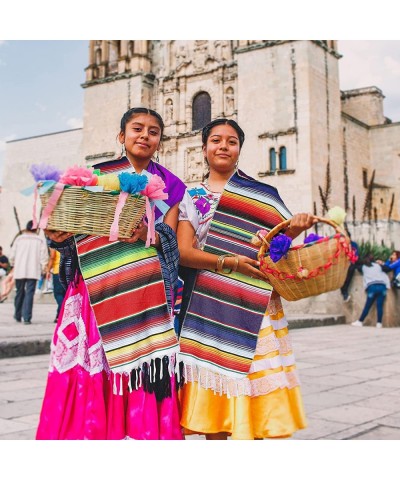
xmin=128 ymin=372 xmax=132 ymax=393
xmin=113 ymin=373 xmax=117 ymax=395
xmin=119 ymin=374 xmax=123 ymax=396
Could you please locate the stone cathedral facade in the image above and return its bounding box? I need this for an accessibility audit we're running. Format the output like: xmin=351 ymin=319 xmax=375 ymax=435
xmin=2 ymin=40 xmax=400 ymax=252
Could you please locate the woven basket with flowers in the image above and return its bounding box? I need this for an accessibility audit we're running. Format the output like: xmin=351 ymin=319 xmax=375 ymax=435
xmin=30 ymin=164 xmax=168 ymax=245
xmin=255 ymin=215 xmax=358 ymax=301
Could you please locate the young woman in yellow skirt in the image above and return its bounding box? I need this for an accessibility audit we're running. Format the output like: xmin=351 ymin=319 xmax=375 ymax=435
xmin=177 ymin=118 xmax=316 ymax=439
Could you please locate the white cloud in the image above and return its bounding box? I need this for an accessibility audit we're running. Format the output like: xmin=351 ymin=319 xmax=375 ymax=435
xmin=66 ymin=117 xmax=83 ymax=129
xmin=339 ymin=40 xmax=400 ymax=121
xmin=0 ymin=134 xmax=17 ymax=152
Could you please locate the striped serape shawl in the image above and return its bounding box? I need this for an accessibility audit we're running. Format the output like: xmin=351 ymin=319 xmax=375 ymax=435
xmin=75 ymin=157 xmax=186 ymax=382
xmin=178 ymin=170 xmax=292 ymax=396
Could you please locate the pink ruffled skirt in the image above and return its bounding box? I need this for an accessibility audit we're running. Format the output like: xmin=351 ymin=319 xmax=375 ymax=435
xmin=36 ymin=276 xmax=183 ymax=440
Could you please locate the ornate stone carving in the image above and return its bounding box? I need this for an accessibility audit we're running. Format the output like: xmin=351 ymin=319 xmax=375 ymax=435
xmin=193 ymin=41 xmax=209 ymax=71
xmin=185 ymin=146 xmax=205 ymax=182
xmin=214 ymin=40 xmax=230 ymax=61
xmin=225 ymin=87 xmax=235 ymax=114
xmin=165 ymin=99 xmax=174 ymax=124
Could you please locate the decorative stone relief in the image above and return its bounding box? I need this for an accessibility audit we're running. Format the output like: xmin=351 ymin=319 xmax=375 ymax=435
xmin=214 ymin=40 xmax=230 ymax=61
xmin=185 ymin=146 xmax=205 ymax=182
xmin=165 ymin=99 xmax=174 ymax=124
xmin=225 ymin=87 xmax=235 ymax=114
xmin=193 ymin=41 xmax=209 ymax=71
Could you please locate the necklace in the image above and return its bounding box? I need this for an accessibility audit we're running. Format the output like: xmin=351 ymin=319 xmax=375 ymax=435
xmin=203 ymin=179 xmax=225 ymax=194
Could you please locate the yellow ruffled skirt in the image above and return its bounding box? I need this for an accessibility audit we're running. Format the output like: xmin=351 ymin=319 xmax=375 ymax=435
xmin=179 ymin=294 xmax=307 ymax=440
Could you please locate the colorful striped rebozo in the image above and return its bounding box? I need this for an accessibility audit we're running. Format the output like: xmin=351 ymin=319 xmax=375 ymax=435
xmin=73 ymin=157 xmax=186 ymax=377
xmin=178 ymin=170 xmax=292 ymax=392
xmin=76 ymin=234 xmax=179 ymax=374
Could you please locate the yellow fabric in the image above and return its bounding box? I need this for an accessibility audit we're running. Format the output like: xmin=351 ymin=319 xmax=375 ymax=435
xmin=179 ymin=302 xmax=307 ymax=440
xmin=52 ymin=250 xmax=60 ymax=275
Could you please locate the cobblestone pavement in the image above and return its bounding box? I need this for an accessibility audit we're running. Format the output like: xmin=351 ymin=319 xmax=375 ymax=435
xmin=1 ymin=299 xmax=400 ymax=440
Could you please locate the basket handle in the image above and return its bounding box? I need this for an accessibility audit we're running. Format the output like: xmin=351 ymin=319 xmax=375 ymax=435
xmin=263 ymin=216 xmax=347 ymax=246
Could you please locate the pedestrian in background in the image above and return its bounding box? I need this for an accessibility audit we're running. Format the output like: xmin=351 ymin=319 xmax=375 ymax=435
xmin=382 ymin=250 xmax=400 ymax=289
xmin=9 ymin=221 xmax=48 ymax=324
xmin=352 ymin=255 xmax=391 ymax=328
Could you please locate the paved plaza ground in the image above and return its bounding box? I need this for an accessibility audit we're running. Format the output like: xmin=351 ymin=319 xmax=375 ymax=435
xmin=1 ymin=300 xmax=400 ymax=441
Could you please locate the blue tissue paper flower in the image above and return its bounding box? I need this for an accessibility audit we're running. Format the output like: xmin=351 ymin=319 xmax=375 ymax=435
xmin=269 ymin=234 xmax=292 ymax=262
xmin=118 ymin=172 xmax=148 ymax=194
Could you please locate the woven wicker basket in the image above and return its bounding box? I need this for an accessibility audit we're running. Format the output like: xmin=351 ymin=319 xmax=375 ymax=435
xmin=258 ymin=216 xmax=353 ymax=301
xmin=39 ymin=185 xmax=146 ymax=238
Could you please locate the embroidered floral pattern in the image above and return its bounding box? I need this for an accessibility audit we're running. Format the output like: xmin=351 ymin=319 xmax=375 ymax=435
xmin=50 ymin=293 xmax=109 ymax=375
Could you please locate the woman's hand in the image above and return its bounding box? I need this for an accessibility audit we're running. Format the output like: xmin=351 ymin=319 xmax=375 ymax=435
xmin=285 ymin=213 xmax=317 ymax=240
xmin=225 ymin=255 xmax=269 ymax=281
xmin=44 ymin=229 xmax=74 ymax=243
xmin=119 ymin=222 xmax=147 ymax=243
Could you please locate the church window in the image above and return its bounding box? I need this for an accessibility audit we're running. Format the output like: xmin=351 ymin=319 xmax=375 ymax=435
xmin=279 ymin=146 xmax=287 ymax=170
xmin=269 ymin=148 xmax=276 ymax=172
xmin=192 ymin=92 xmax=211 ymax=131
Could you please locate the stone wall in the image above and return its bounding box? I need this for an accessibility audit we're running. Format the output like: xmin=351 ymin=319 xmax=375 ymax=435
xmin=0 ymin=129 xmax=82 ymax=250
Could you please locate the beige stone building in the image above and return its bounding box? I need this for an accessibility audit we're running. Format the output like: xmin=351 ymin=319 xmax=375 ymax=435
xmin=2 ymin=40 xmax=400 ymax=254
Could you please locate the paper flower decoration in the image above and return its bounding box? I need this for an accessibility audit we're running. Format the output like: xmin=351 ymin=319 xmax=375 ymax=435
xmin=269 ymin=234 xmax=292 ymax=262
xmin=97 ymin=173 xmax=121 ymax=191
xmin=60 ymin=165 xmax=98 ymax=187
xmin=140 ymin=174 xmax=167 ymax=200
xmin=118 ymin=172 xmax=148 ymax=194
xmin=30 ymin=164 xmax=62 ymax=182
xmin=304 ymin=233 xmax=323 ymax=244
xmin=328 ymin=206 xmax=346 ymax=226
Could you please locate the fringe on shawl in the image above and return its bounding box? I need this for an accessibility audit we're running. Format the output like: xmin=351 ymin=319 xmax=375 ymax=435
xmin=109 ymin=355 xmax=185 ymax=402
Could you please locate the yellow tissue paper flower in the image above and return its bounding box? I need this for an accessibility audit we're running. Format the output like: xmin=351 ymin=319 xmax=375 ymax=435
xmin=328 ymin=206 xmax=346 ymax=226
xmin=97 ymin=173 xmax=120 ymax=191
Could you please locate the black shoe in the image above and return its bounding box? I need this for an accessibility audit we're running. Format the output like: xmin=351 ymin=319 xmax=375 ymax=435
xmin=23 ymin=320 xmax=31 ymax=325
xmin=14 ymin=317 xmax=21 ymax=322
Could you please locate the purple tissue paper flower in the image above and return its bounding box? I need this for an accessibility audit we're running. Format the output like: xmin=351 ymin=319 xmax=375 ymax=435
xmin=195 ymin=197 xmax=211 ymax=215
xmin=30 ymin=164 xmax=62 ymax=182
xmin=304 ymin=233 xmax=323 ymax=244
xmin=269 ymin=234 xmax=292 ymax=262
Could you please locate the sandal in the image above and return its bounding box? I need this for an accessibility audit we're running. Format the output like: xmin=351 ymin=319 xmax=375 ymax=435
xmin=0 ymin=295 xmax=7 ymax=303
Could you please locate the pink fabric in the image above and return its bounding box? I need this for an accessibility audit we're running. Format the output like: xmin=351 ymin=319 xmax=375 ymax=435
xmin=38 ymin=182 xmax=65 ymax=229
xmin=109 ymin=191 xmax=129 ymax=241
xmin=141 ymin=175 xmax=168 ymax=247
xmin=36 ymin=276 xmax=183 ymax=440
